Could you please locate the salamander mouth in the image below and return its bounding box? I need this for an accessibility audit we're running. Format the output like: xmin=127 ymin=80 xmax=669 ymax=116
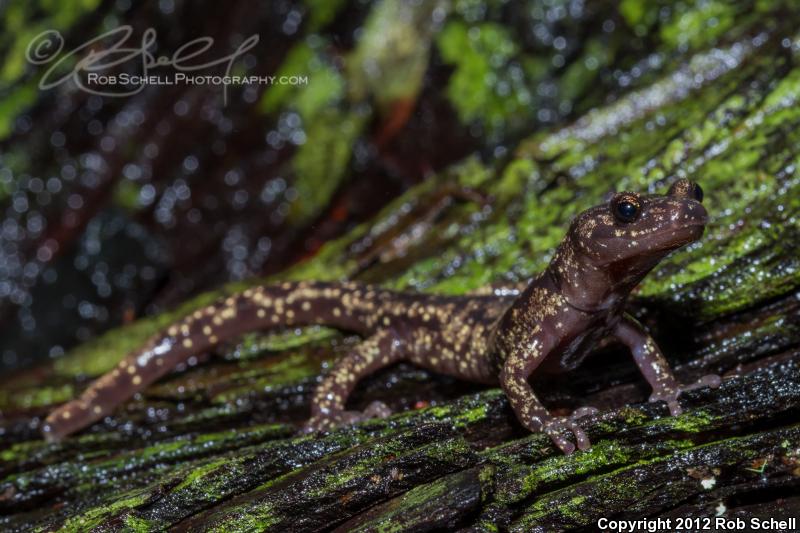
xmin=654 ymin=201 xmax=708 ymax=249
xmin=656 ymin=221 xmax=706 ymax=250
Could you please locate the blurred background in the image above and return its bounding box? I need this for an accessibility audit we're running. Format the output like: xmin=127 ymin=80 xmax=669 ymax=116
xmin=0 ymin=0 xmax=665 ymax=371
xmin=0 ymin=0 xmax=790 ymax=371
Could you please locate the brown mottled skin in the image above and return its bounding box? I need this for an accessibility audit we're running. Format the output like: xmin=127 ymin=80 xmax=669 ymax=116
xmin=43 ymin=179 xmax=720 ymax=454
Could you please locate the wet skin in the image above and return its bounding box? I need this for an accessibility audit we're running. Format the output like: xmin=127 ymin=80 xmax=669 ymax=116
xmin=43 ymin=179 xmax=720 ymax=454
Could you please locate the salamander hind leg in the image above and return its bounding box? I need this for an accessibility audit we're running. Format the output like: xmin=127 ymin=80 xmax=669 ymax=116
xmin=302 ymin=330 xmax=404 ymax=433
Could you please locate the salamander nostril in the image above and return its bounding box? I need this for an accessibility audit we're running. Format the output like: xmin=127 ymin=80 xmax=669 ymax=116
xmin=693 ymin=183 xmax=704 ymax=203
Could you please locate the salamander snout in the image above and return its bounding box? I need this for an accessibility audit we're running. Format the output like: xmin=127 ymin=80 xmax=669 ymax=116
xmin=664 ymin=189 xmax=707 ymax=248
xmin=682 ymin=198 xmax=708 ymax=225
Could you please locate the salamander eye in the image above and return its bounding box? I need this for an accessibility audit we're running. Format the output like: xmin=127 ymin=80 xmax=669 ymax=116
xmin=611 ymin=196 xmax=640 ymax=223
xmin=692 ymin=182 xmax=704 ymax=203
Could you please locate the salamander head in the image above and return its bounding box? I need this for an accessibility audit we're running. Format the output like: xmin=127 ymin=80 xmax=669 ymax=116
xmin=575 ymin=179 xmax=707 ymax=264
xmin=553 ymin=179 xmax=707 ymax=310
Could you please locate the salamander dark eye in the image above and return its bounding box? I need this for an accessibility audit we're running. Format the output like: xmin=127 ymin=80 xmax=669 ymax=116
xmin=693 ymin=183 xmax=704 ymax=203
xmin=612 ymin=197 xmax=640 ymax=223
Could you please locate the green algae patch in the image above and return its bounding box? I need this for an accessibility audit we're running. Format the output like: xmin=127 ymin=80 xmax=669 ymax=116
xmin=388 ymin=389 xmax=505 ymax=431
xmin=660 ymin=1 xmax=738 ymax=50
xmin=0 ymin=382 xmax=74 ymax=410
xmin=181 ymin=425 xmax=478 ymax=531
xmin=302 ymin=0 xmax=349 ymax=32
xmin=0 ymin=83 xmax=37 ymax=140
xmin=260 ymin=41 xmax=344 ymax=120
xmin=289 ymin=108 xmax=367 ymax=225
xmin=344 ymin=465 xmax=492 ymax=533
xmin=232 ymin=326 xmax=340 ymax=358
xmin=204 ymin=502 xmax=282 ymax=533
xmin=436 ymin=20 xmax=532 ymax=139
xmin=648 ymin=408 xmax=715 ymax=434
xmin=1 ymin=424 xmax=289 ymax=501
xmin=0 ymin=0 xmax=104 ymax=139
xmin=166 ymin=456 xmax=250 ymax=506
xmin=310 ymin=434 xmax=472 ymax=500
xmin=488 ymin=438 xmax=693 ymax=506
xmin=122 ymin=514 xmax=157 ymax=533
xmin=59 ymin=489 xmax=152 ymax=532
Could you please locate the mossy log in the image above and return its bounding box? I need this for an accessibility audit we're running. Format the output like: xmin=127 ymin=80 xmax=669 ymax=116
xmin=2 ymin=1 xmax=800 ymax=531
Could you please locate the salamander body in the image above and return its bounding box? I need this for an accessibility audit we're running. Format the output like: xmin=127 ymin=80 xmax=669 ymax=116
xmin=43 ymin=179 xmax=720 ymax=453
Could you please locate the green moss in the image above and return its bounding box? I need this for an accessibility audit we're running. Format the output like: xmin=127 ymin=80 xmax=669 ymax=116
xmin=473 ymin=522 xmax=500 ymax=533
xmin=0 ymin=83 xmax=37 ymax=140
xmin=288 ymin=107 xmax=366 ymax=224
xmin=259 ymin=41 xmax=344 ymax=121
xmin=2 ymin=424 xmax=288 ymax=501
xmin=516 ymin=493 xmax=588 ymax=527
xmin=557 ymin=38 xmax=611 ymax=103
xmin=233 ymin=326 xmax=338 ymax=357
xmin=660 ymin=1 xmax=737 ymax=50
xmin=122 ymin=514 xmax=156 ymax=533
xmin=209 ymin=361 xmax=325 ymax=405
xmin=60 ymin=489 xmax=150 ymax=532
xmin=350 ymin=467 xmax=490 ymax=533
xmin=619 ymin=0 xmax=651 ymax=28
xmin=650 ymin=409 xmax=715 ymax=433
xmin=477 ymin=464 xmax=496 ymax=501
xmin=205 ymin=502 xmax=281 ymax=532
xmin=619 ymin=406 xmax=650 ymax=426
xmin=0 ymin=431 xmax=128 ymax=464
xmin=488 ymin=438 xmax=694 ymax=506
xmin=436 ymin=20 xmax=533 ymax=138
xmin=302 ymin=0 xmax=349 ymax=32
xmin=168 ymin=456 xmax=248 ymax=504
xmin=171 ymin=457 xmax=233 ymax=492
xmin=396 ymin=389 xmax=502 ymax=430
xmin=0 ymin=0 xmax=104 ymax=141
xmin=309 ymin=436 xmax=469 ymax=498
xmin=0 ymin=382 xmax=73 ymax=409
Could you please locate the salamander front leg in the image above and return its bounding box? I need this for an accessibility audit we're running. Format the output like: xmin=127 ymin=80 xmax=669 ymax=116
xmin=500 ymin=346 xmax=594 ymax=455
xmin=614 ymin=314 xmax=721 ymax=416
xmin=302 ymin=330 xmax=404 ymax=433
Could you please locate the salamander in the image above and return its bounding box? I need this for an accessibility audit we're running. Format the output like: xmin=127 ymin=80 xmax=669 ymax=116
xmin=42 ymin=178 xmax=720 ymax=454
